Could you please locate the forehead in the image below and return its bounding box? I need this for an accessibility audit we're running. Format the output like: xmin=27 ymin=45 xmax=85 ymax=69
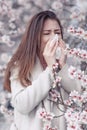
xmin=43 ymin=19 xmax=60 ymax=30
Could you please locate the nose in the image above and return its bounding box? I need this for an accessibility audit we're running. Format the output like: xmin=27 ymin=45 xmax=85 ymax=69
xmin=50 ymin=33 xmax=56 ymax=39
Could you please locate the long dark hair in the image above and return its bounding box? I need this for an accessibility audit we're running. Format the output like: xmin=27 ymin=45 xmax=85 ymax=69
xmin=4 ymin=10 xmax=63 ymax=92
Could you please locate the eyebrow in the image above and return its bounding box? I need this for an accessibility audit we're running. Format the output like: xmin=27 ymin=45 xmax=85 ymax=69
xmin=43 ymin=29 xmax=61 ymax=31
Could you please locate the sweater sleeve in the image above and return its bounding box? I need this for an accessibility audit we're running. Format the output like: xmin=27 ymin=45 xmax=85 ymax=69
xmin=10 ymin=67 xmax=52 ymax=114
xmin=58 ymin=64 xmax=81 ymax=93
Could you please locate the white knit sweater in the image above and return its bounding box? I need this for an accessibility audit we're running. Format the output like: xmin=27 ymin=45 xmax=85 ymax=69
xmin=10 ymin=57 xmax=81 ymax=130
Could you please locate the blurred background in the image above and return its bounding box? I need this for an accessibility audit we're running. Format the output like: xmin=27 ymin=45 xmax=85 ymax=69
xmin=0 ymin=0 xmax=87 ymax=130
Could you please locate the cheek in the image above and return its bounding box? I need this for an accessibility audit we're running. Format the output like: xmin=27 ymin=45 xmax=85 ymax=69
xmin=59 ymin=34 xmax=62 ymax=40
xmin=41 ymin=36 xmax=48 ymax=52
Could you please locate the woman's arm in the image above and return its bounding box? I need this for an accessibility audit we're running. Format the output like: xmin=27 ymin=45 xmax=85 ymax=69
xmin=10 ymin=67 xmax=52 ymax=114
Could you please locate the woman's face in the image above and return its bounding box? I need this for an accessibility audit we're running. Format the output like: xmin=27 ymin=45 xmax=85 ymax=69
xmin=41 ymin=18 xmax=62 ymax=53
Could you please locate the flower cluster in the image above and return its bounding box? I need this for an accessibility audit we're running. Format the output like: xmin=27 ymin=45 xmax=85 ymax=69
xmin=68 ymin=66 xmax=87 ymax=87
xmin=70 ymin=10 xmax=85 ymax=21
xmin=65 ymin=45 xmax=87 ymax=61
xmin=0 ymin=65 xmax=6 ymax=77
xmin=38 ymin=60 xmax=87 ymax=130
xmin=52 ymin=62 xmax=62 ymax=88
xmin=64 ymin=90 xmax=87 ymax=130
xmin=0 ymin=91 xmax=13 ymax=122
xmin=38 ymin=108 xmax=54 ymax=122
xmin=0 ymin=0 xmax=10 ymax=16
xmin=64 ymin=65 xmax=87 ymax=129
xmin=38 ymin=108 xmax=57 ymax=130
xmin=0 ymin=35 xmax=15 ymax=47
xmin=67 ymin=26 xmax=87 ymax=40
xmin=49 ymin=89 xmax=61 ymax=102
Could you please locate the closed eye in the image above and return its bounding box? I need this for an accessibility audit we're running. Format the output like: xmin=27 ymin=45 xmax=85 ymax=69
xmin=55 ymin=32 xmax=61 ymax=34
xmin=43 ymin=33 xmax=50 ymax=35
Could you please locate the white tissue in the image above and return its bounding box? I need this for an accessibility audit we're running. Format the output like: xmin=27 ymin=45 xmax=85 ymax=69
xmin=50 ymin=34 xmax=61 ymax=59
xmin=50 ymin=34 xmax=59 ymax=45
xmin=56 ymin=47 xmax=61 ymax=59
xmin=54 ymin=34 xmax=61 ymax=59
xmin=53 ymin=34 xmax=59 ymax=41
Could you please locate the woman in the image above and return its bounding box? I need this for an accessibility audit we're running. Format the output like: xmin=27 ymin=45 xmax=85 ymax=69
xmin=4 ymin=10 xmax=81 ymax=130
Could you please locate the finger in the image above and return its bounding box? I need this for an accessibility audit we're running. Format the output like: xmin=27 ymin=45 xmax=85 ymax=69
xmin=46 ymin=40 xmax=58 ymax=54
xmin=59 ymin=39 xmax=66 ymax=48
xmin=58 ymin=42 xmax=66 ymax=51
xmin=44 ymin=39 xmax=53 ymax=52
xmin=51 ymin=41 xmax=58 ymax=54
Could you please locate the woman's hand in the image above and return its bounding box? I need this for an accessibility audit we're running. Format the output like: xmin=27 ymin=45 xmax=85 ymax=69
xmin=43 ymin=37 xmax=58 ymax=68
xmin=58 ymin=39 xmax=67 ymax=68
